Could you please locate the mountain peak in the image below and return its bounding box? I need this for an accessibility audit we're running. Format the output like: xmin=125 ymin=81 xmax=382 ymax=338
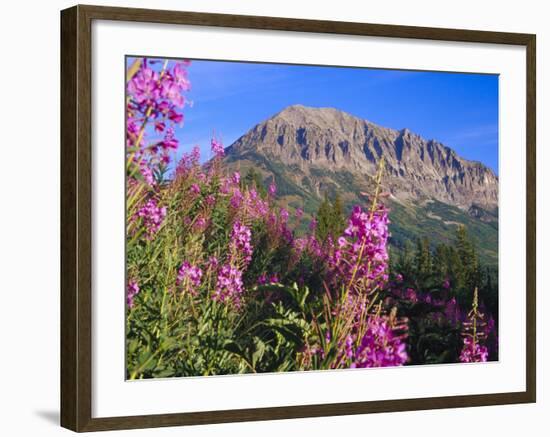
xmin=226 ymin=105 xmax=498 ymax=211
xmin=277 ymin=103 xmax=310 ymax=113
xmin=273 ymin=104 xmax=365 ymax=128
xmin=276 ymin=104 xmax=340 ymax=115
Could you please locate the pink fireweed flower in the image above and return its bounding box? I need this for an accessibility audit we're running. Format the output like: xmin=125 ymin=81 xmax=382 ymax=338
xmin=135 ymin=198 xmax=166 ymax=239
xmin=126 ymin=280 xmax=140 ymax=308
xmin=206 ymin=256 xmax=219 ymax=270
xmin=265 ymin=210 xmax=294 ymax=245
xmin=460 ymin=287 xmax=489 ymax=362
xmin=328 ymin=204 xmax=390 ymax=293
xmin=190 ymin=145 xmax=201 ymax=163
xmin=459 ymin=337 xmax=489 ymax=363
xmin=219 ymin=178 xmax=231 ymax=195
xmin=126 ymin=60 xmax=191 ymax=174
xmin=267 ymin=212 xmax=278 ymax=228
xmin=279 ymin=208 xmax=289 ymax=223
xmin=136 ymin=158 xmax=155 ymax=186
xmin=345 ymin=335 xmax=354 ymax=359
xmin=160 ymin=76 xmax=186 ymax=108
xmin=173 ymin=62 xmax=191 ymax=90
xmin=257 ymin=273 xmax=279 ymax=285
xmin=127 ymin=119 xmax=140 ymax=137
xmin=350 ymin=315 xmax=408 ymax=368
xmin=190 ymin=183 xmax=201 ymax=195
xmin=444 ymin=297 xmax=460 ymax=325
xmin=230 ymin=189 xmax=244 ymax=209
xmin=160 ymin=127 xmax=178 ymax=152
xmin=308 ymin=218 xmax=318 ymax=231
xmin=165 ymin=83 xmax=185 ymax=108
xmin=231 ymin=172 xmax=241 ymax=185
xmin=126 ymin=119 xmax=142 ymax=147
xmin=155 ymin=99 xmax=170 ymax=115
xmin=193 ymin=217 xmax=208 ymax=232
xmin=205 ymin=194 xmax=216 ymax=206
xmin=211 ymin=138 xmax=225 ymax=158
xmin=175 ymin=146 xmax=201 ymax=178
xmin=196 ymin=172 xmax=208 ymax=184
xmin=213 ymin=264 xmax=244 ymax=306
xmin=279 ymin=223 xmax=294 ymax=244
xmin=167 ymin=109 xmax=183 ymax=124
xmin=292 ymin=235 xmax=323 ymax=260
xmin=405 ymin=287 xmax=418 ymax=303
xmin=229 ymin=221 xmax=253 ymax=265
xmin=250 ymin=197 xmax=269 ymax=219
xmin=484 ymin=315 xmax=498 ymax=358
xmin=292 ymin=238 xmax=307 ymax=255
xmin=307 ymin=235 xmax=323 ymax=257
xmin=233 ymin=188 xmax=269 ymax=221
xmin=248 ymin=188 xmax=258 ymax=201
xmin=127 ymin=66 xmax=159 ymax=104
xmin=154 ymin=121 xmax=166 ymax=133
xmin=176 ymin=261 xmax=203 ymax=296
xmin=173 ymin=61 xmax=191 ymax=91
xmin=268 ymin=182 xmax=277 ymax=197
xmin=257 ymin=273 xmax=268 ymax=285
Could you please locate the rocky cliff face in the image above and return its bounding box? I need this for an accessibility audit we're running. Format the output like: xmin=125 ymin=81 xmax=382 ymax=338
xmin=225 ymin=104 xmax=498 ymax=211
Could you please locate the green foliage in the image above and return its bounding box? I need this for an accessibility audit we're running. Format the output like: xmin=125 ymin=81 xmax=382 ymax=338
xmin=315 ymin=193 xmax=346 ymax=241
xmin=414 ymin=237 xmax=432 ymax=283
xmin=399 ymin=299 xmax=462 ymax=364
xmin=389 ymin=200 xmax=498 ymax=269
xmin=389 ymin=225 xmax=498 ymax=365
xmin=243 ymin=167 xmax=267 ymax=198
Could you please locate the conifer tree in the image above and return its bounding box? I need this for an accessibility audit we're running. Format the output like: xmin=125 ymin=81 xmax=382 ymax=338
xmin=432 ymin=243 xmax=449 ymax=284
xmin=453 ymin=225 xmax=482 ymax=306
xmin=316 ymin=194 xmax=332 ymax=241
xmin=243 ymin=167 xmax=267 ymax=197
xmin=315 ymin=192 xmax=346 ymax=241
xmin=331 ymin=193 xmax=346 ymax=237
xmin=415 ymin=237 xmax=432 ymax=284
xmin=396 ymin=240 xmax=415 ymax=279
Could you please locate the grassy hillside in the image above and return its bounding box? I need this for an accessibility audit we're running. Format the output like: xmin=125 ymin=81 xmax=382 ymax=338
xmin=388 ymin=200 xmax=498 ymax=268
xmin=224 ymin=152 xmax=498 ymax=267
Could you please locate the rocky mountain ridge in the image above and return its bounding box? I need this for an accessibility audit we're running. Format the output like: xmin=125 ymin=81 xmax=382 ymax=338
xmin=225 ymin=104 xmax=498 ymax=211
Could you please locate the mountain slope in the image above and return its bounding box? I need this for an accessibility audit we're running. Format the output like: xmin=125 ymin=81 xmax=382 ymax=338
xmin=223 ymin=104 xmax=499 ymax=265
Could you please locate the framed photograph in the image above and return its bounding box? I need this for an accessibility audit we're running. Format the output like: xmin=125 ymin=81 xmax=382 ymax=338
xmin=60 ymin=4 xmax=536 ymax=432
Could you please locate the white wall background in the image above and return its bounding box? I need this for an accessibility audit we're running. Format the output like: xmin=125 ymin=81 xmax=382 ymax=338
xmin=0 ymin=0 xmax=547 ymax=435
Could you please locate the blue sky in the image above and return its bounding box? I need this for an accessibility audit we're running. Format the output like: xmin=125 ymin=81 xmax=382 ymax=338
xmin=131 ymin=57 xmax=499 ymax=173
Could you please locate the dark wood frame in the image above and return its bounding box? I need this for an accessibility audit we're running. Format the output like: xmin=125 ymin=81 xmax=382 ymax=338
xmin=60 ymin=4 xmax=536 ymax=432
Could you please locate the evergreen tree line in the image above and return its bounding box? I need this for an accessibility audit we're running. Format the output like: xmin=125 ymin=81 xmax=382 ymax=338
xmin=315 ymin=192 xmax=345 ymax=241
xmin=392 ymin=226 xmax=498 ymax=321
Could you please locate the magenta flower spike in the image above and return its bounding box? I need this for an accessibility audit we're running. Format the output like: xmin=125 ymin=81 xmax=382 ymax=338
xmin=126 ymin=280 xmax=140 ymax=308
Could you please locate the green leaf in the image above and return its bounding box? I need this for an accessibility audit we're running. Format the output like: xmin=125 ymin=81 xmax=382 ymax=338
xmin=251 ymin=337 xmax=266 ymax=367
xmin=263 ymin=318 xmax=305 ymax=347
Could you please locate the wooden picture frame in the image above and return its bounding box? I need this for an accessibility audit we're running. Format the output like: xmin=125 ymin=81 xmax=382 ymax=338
xmin=60 ymin=4 xmax=536 ymax=432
